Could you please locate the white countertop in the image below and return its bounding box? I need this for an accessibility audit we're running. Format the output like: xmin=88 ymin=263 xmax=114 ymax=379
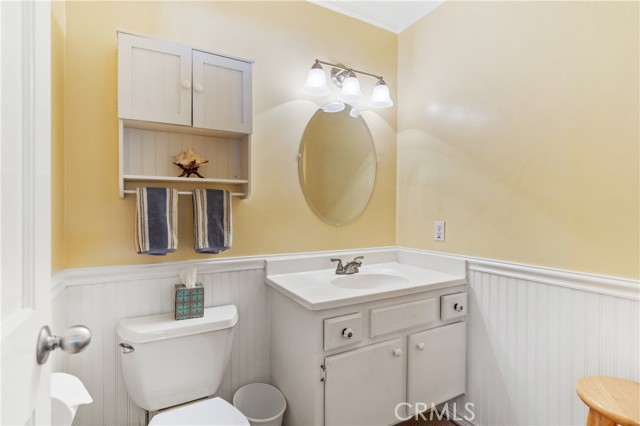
xmin=265 ymin=261 xmax=466 ymax=310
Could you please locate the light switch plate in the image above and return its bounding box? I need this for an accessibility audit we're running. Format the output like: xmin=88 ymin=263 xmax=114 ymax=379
xmin=434 ymin=220 xmax=445 ymax=241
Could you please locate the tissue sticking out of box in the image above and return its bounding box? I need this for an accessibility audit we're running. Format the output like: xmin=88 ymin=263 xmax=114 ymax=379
xmin=180 ymin=267 xmax=197 ymax=289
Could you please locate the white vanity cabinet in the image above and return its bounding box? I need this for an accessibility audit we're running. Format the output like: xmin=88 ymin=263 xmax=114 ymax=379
xmin=117 ymin=31 xmax=253 ymax=198
xmin=325 ymin=338 xmax=404 ymax=426
xmin=268 ymin=284 xmax=468 ymax=426
xmin=407 ymin=322 xmax=466 ymax=417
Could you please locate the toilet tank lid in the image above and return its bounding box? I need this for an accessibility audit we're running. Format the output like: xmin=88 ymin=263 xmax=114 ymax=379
xmin=117 ymin=305 xmax=238 ymax=343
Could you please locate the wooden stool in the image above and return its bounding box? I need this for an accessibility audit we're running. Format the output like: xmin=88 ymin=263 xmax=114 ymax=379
xmin=576 ymin=376 xmax=640 ymax=426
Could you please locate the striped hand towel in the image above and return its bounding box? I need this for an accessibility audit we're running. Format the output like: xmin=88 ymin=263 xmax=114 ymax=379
xmin=192 ymin=189 xmax=232 ymax=254
xmin=135 ymin=187 xmax=178 ymax=255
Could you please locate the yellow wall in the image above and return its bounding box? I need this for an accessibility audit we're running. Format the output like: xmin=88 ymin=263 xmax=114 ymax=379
xmin=56 ymin=1 xmax=639 ymax=278
xmin=397 ymin=1 xmax=639 ymax=279
xmin=60 ymin=1 xmax=397 ymax=268
xmin=51 ymin=0 xmax=66 ymax=271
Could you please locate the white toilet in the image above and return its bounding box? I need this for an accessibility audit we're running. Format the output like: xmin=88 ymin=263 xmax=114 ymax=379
xmin=117 ymin=305 xmax=249 ymax=425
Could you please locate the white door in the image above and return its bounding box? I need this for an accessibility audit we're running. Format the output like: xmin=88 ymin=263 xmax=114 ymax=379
xmin=407 ymin=322 xmax=467 ymax=416
xmin=117 ymin=32 xmax=192 ymax=126
xmin=1 ymin=1 xmax=52 ymax=424
xmin=324 ymin=338 xmax=404 ymax=426
xmin=192 ymin=50 xmax=252 ymax=134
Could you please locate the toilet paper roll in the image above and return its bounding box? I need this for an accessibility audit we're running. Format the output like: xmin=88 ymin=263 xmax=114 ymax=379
xmin=51 ymin=373 xmax=93 ymax=426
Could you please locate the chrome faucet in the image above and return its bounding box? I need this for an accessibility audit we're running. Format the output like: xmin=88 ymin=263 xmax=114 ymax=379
xmin=331 ymin=256 xmax=364 ymax=275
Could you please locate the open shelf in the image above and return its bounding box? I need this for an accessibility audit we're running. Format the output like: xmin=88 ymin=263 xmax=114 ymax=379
xmin=123 ymin=175 xmax=249 ymax=184
xmin=119 ymin=121 xmax=251 ymax=199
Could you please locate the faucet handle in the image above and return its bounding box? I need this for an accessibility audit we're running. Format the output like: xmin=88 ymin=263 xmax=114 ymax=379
xmin=331 ymin=258 xmax=345 ymax=274
xmin=353 ymin=256 xmax=364 ymax=261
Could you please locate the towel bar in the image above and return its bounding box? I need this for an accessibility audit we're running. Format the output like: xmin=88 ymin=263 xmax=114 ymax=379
xmin=123 ymin=189 xmax=245 ymax=197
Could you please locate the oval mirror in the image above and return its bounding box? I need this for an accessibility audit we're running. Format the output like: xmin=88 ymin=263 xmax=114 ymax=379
xmin=298 ymin=102 xmax=377 ymax=227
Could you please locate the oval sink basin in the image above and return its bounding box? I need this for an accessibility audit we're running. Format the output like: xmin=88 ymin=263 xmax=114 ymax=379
xmin=330 ymin=273 xmax=410 ymax=289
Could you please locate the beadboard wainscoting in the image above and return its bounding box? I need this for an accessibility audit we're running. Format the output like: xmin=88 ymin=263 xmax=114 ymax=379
xmin=454 ymin=260 xmax=639 ymax=426
xmin=49 ymin=249 xmax=639 ymax=426
xmin=51 ymin=281 xmax=69 ymax=375
xmin=51 ymin=261 xmax=269 ymax=426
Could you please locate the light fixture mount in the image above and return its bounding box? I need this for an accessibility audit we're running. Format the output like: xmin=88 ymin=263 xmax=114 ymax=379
xmin=331 ymin=65 xmax=350 ymax=88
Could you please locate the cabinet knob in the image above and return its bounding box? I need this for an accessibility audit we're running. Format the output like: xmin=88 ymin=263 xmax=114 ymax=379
xmin=454 ymin=303 xmax=464 ymax=312
xmin=181 ymin=80 xmax=192 ymax=89
xmin=194 ymin=83 xmax=204 ymax=93
xmin=417 ymin=342 xmax=425 ymax=350
xmin=393 ymin=348 xmax=402 ymax=357
xmin=342 ymin=328 xmax=353 ymax=339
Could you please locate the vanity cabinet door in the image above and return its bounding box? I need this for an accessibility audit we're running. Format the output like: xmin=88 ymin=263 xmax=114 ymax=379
xmin=118 ymin=33 xmax=192 ymax=126
xmin=192 ymin=50 xmax=252 ymax=134
xmin=407 ymin=322 xmax=466 ymax=416
xmin=325 ymin=338 xmax=404 ymax=426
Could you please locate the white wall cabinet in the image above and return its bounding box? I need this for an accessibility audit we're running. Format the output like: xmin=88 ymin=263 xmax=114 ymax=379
xmin=192 ymin=50 xmax=252 ymax=134
xmin=117 ymin=31 xmax=253 ymax=198
xmin=118 ymin=34 xmax=192 ymax=126
xmin=269 ymin=285 xmax=468 ymax=426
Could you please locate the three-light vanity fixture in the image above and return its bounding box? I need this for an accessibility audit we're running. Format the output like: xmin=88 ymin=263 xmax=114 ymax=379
xmin=303 ymin=59 xmax=393 ymax=108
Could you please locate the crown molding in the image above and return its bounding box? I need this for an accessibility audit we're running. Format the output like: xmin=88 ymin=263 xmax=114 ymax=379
xmin=308 ymin=0 xmax=445 ymax=34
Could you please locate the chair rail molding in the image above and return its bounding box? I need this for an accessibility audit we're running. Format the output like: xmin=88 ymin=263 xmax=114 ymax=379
xmin=51 ymin=247 xmax=639 ymax=301
xmin=53 ymin=246 xmax=398 ymax=292
xmin=467 ymin=258 xmax=639 ymax=301
xmin=61 ymin=257 xmax=265 ymax=287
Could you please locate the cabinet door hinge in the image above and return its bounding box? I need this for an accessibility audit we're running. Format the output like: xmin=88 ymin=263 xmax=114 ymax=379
xmin=320 ymin=364 xmax=326 ymax=382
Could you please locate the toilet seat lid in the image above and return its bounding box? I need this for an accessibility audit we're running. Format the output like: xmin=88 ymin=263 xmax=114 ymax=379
xmin=149 ymin=397 xmax=249 ymax=426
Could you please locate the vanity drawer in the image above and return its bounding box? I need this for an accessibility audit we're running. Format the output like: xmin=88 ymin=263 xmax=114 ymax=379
xmin=441 ymin=292 xmax=467 ymax=321
xmin=370 ymin=298 xmax=436 ymax=338
xmin=324 ymin=313 xmax=362 ymax=351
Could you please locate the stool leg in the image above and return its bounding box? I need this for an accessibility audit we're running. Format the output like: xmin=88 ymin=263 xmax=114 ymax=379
xmin=586 ymin=408 xmax=616 ymax=426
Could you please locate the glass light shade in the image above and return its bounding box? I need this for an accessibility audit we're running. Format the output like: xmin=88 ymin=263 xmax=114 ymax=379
xmin=321 ymin=101 xmax=346 ymax=113
xmin=340 ymin=76 xmax=364 ymax=103
xmin=368 ymin=83 xmax=393 ymax=108
xmin=303 ymin=68 xmax=330 ymax=96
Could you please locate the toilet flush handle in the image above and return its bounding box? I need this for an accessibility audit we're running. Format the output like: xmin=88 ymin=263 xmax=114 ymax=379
xmin=119 ymin=343 xmax=134 ymax=354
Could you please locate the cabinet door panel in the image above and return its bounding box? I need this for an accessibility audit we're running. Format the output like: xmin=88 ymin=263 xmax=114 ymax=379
xmin=118 ymin=33 xmax=192 ymax=125
xmin=325 ymin=338 xmax=404 ymax=426
xmin=192 ymin=50 xmax=252 ymax=133
xmin=407 ymin=322 xmax=466 ymax=416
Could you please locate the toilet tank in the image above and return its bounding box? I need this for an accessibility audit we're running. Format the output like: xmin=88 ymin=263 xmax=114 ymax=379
xmin=117 ymin=305 xmax=238 ymax=412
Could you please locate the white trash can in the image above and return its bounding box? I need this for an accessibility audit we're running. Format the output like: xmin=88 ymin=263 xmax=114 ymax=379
xmin=233 ymin=383 xmax=286 ymax=426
